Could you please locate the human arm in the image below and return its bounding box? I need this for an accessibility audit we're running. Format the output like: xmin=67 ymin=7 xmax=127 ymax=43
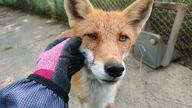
xmin=0 ymin=37 xmax=85 ymax=108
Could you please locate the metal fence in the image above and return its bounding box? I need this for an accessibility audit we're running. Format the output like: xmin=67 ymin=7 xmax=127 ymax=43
xmin=90 ymin=0 xmax=192 ymax=59
xmin=0 ymin=0 xmax=191 ymax=60
xmin=150 ymin=0 xmax=192 ymax=58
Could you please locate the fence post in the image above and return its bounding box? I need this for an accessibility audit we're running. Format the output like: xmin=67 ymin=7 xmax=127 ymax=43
xmin=161 ymin=3 xmax=187 ymax=66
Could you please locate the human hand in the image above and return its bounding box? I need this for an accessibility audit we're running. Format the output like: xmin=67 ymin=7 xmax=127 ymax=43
xmin=30 ymin=37 xmax=85 ymax=95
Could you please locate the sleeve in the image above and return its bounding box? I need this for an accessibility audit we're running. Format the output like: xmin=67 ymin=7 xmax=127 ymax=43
xmin=0 ymin=78 xmax=68 ymax=108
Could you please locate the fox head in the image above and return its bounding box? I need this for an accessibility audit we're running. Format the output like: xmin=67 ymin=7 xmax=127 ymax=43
xmin=62 ymin=0 xmax=154 ymax=84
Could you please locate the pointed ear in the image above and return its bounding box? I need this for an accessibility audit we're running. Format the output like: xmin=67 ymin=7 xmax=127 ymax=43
xmin=123 ymin=0 xmax=154 ymax=29
xmin=64 ymin=0 xmax=94 ymax=27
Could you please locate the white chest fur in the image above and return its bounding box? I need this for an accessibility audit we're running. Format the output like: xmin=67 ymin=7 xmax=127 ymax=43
xmin=80 ymin=71 xmax=118 ymax=108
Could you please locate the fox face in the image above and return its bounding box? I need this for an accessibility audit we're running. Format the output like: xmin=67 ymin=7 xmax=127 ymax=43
xmin=62 ymin=0 xmax=154 ymax=84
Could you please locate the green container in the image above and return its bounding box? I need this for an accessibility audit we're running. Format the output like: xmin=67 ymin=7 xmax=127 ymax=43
xmin=133 ymin=31 xmax=181 ymax=69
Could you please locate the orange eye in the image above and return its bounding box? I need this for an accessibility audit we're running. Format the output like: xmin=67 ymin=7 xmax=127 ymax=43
xmin=119 ymin=35 xmax=129 ymax=42
xmin=87 ymin=33 xmax=97 ymax=41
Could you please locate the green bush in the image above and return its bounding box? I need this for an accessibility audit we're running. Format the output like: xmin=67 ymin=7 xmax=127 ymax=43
xmin=0 ymin=0 xmax=134 ymax=20
xmin=0 ymin=0 xmax=60 ymax=19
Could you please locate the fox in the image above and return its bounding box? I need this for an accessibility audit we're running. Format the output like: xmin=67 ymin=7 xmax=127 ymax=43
xmin=60 ymin=0 xmax=154 ymax=108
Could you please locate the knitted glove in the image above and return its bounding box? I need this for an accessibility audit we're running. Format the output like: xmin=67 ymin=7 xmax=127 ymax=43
xmin=28 ymin=37 xmax=84 ymax=102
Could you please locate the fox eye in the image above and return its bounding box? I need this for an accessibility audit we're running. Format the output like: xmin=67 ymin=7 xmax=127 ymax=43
xmin=119 ymin=35 xmax=129 ymax=42
xmin=87 ymin=33 xmax=97 ymax=40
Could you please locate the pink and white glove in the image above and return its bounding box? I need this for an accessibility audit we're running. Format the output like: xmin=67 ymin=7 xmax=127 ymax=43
xmin=28 ymin=37 xmax=84 ymax=102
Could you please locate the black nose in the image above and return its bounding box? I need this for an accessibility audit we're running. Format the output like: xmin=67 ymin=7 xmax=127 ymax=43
xmin=104 ymin=61 xmax=124 ymax=77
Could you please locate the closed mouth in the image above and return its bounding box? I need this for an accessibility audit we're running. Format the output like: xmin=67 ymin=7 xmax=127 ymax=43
xmin=101 ymin=79 xmax=118 ymax=84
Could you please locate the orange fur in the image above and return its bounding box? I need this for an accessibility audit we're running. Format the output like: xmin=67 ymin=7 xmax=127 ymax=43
xmin=105 ymin=104 xmax=115 ymax=108
xmin=62 ymin=0 xmax=154 ymax=107
xmin=71 ymin=72 xmax=87 ymax=105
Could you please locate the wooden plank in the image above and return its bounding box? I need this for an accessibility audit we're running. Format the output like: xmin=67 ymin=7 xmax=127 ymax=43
xmin=161 ymin=4 xmax=187 ymax=66
xmin=154 ymin=2 xmax=187 ymax=10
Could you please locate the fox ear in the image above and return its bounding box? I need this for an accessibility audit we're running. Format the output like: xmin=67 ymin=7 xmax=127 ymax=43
xmin=123 ymin=0 xmax=154 ymax=29
xmin=64 ymin=0 xmax=94 ymax=27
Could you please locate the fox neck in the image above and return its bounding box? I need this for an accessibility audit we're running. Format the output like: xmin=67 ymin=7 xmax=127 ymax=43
xmin=80 ymin=67 xmax=119 ymax=108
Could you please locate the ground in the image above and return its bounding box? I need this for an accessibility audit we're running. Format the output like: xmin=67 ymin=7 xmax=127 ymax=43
xmin=0 ymin=7 xmax=192 ymax=108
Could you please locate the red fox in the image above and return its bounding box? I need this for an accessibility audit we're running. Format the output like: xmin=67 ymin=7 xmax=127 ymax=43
xmin=61 ymin=0 xmax=154 ymax=108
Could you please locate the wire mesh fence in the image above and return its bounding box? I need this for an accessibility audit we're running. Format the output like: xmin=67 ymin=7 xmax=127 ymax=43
xmin=90 ymin=0 xmax=133 ymax=11
xmin=91 ymin=0 xmax=192 ymax=59
xmin=0 ymin=0 xmax=192 ymax=66
xmin=150 ymin=0 xmax=192 ymax=59
xmin=91 ymin=0 xmax=192 ymax=60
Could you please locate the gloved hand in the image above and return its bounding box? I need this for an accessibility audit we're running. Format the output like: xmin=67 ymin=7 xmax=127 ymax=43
xmin=28 ymin=37 xmax=85 ymax=102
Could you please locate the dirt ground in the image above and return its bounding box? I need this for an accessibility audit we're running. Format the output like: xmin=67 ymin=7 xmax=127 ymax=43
xmin=0 ymin=7 xmax=192 ymax=108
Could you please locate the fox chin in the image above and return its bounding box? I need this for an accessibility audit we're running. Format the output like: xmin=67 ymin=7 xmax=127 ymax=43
xmin=60 ymin=0 xmax=154 ymax=108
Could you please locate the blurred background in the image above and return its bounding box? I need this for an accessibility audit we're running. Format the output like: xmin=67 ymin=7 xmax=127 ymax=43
xmin=0 ymin=0 xmax=191 ymax=69
xmin=0 ymin=0 xmax=192 ymax=107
